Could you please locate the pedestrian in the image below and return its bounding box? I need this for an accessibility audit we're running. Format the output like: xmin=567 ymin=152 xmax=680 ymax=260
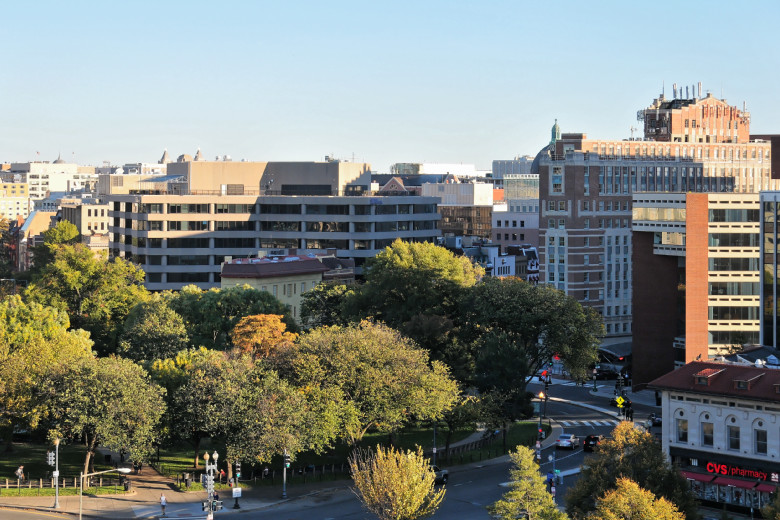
xmin=262 ymin=466 xmax=269 ymax=479
xmin=14 ymin=465 xmax=24 ymax=481
xmin=219 ymin=469 xmax=225 ymax=482
xmin=160 ymin=493 xmax=167 ymax=517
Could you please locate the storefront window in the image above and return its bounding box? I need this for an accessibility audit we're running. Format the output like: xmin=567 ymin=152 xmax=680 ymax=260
xmin=676 ymin=418 xmax=688 ymax=442
xmin=728 ymin=425 xmax=740 ymax=450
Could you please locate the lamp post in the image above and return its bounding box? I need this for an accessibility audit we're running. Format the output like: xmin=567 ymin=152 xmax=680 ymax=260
xmin=53 ymin=438 xmax=60 ymax=509
xmin=537 ymin=391 xmax=545 ymax=440
xmin=79 ymin=467 xmax=131 ymax=520
xmin=203 ymin=450 xmax=219 ymax=520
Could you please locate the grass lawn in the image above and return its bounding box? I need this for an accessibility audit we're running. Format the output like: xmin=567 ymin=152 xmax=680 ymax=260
xmin=0 ymin=441 xmax=116 ymax=484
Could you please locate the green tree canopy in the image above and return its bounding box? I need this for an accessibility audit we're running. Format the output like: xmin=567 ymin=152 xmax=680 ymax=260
xmin=31 ymin=220 xmax=80 ymax=271
xmin=586 ymin=478 xmax=685 ymax=520
xmin=272 ymin=321 xmax=459 ymax=446
xmin=0 ymin=296 xmax=93 ymax=445
xmin=462 ymin=277 xmax=603 ymax=391
xmin=565 ymin=422 xmax=698 ymax=520
xmin=350 ymin=445 xmax=445 ymax=520
xmin=24 ymin=244 xmax=149 ymax=355
xmin=300 ymin=280 xmax=356 ymax=329
xmin=44 ymin=355 xmax=166 ymax=476
xmin=118 ymin=294 xmax=189 ymax=362
xmin=0 ymin=217 xmax=13 ymax=279
xmin=761 ymin=489 xmax=780 ymax=520
xmin=169 ymin=284 xmax=294 ymax=349
xmin=489 ymin=445 xmax=567 ymax=520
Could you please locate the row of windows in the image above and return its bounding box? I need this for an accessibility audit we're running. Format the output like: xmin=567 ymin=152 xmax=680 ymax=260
xmin=123 ymin=220 xmax=436 ymax=233
xmin=675 ymin=419 xmax=769 ymax=454
xmin=495 ymin=233 xmax=526 ymax=241
xmin=495 ymin=220 xmax=526 ymax=227
xmin=123 ymin=202 xmax=439 ymax=215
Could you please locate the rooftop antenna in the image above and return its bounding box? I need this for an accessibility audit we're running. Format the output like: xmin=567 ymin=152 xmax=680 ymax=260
xmin=630 ymin=126 xmax=637 ymax=140
xmin=685 ymin=85 xmax=689 ymax=99
xmin=673 ymin=83 xmax=677 ymax=99
xmin=698 ymin=82 xmax=702 ymax=98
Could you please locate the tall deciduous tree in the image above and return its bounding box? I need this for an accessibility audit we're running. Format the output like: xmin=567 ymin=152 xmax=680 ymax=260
xmin=169 ymin=284 xmax=294 ymax=349
xmin=300 ymin=280 xmax=355 ymax=329
xmin=489 ymin=445 xmax=566 ymax=520
xmin=230 ymin=314 xmax=297 ymax=359
xmin=44 ymin=355 xmax=166 ymax=476
xmin=24 ymin=244 xmax=149 ymax=355
xmin=0 ymin=296 xmax=93 ymax=450
xmin=565 ymin=422 xmax=698 ymax=520
xmin=586 ymin=478 xmax=685 ymax=520
xmin=273 ymin=321 xmax=459 ymax=446
xmin=31 ymin=220 xmax=80 ymax=272
xmin=462 ymin=277 xmax=603 ymax=391
xmin=350 ymin=445 xmax=445 ymax=520
xmin=118 ymin=294 xmax=189 ymax=362
xmin=0 ymin=217 xmax=13 ymax=278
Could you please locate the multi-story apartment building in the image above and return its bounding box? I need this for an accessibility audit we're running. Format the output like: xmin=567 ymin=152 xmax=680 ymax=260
xmin=108 ymin=158 xmax=441 ymax=290
xmin=536 ymin=92 xmax=779 ymax=345
xmin=0 ymin=182 xmax=31 ymax=219
xmin=760 ymin=192 xmax=780 ymax=351
xmin=649 ymin=361 xmax=780 ymax=515
xmin=632 ymin=193 xmax=762 ymax=385
xmin=492 ymin=200 xmax=539 ymax=251
xmin=59 ymin=197 xmax=111 ymax=235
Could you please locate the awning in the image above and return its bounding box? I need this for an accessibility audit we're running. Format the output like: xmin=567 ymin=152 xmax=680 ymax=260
xmin=756 ymin=483 xmax=778 ymax=493
xmin=713 ymin=476 xmax=758 ymax=489
xmin=681 ymin=471 xmax=715 ymax=482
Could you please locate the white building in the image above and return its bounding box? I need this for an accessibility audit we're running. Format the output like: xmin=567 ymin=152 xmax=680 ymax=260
xmin=649 ymin=361 xmax=780 ymax=513
xmin=3 ymin=157 xmax=97 ymax=199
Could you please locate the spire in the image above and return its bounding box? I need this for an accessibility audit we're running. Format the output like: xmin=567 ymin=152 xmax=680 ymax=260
xmin=159 ymin=148 xmax=170 ymax=164
xmin=194 ymin=147 xmax=204 ymax=161
xmin=550 ymin=119 xmax=561 ymax=145
xmin=53 ymin=152 xmax=66 ymax=164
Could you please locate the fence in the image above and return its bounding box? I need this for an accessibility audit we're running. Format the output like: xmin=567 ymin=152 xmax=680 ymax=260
xmin=0 ymin=476 xmax=125 ymax=495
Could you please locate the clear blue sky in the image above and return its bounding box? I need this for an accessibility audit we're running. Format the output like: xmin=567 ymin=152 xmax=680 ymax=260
xmin=2 ymin=0 xmax=779 ymax=171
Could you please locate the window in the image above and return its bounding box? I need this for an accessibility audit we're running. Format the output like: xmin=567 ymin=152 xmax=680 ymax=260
xmin=273 ymin=286 xmax=278 ymax=297
xmin=676 ymin=418 xmax=688 ymax=442
xmin=701 ymin=422 xmax=713 ymax=446
xmin=755 ymin=428 xmax=767 ymax=454
xmin=728 ymin=425 xmax=740 ymax=450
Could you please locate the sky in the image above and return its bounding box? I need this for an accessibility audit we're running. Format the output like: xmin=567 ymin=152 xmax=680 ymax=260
xmin=2 ymin=0 xmax=779 ymax=172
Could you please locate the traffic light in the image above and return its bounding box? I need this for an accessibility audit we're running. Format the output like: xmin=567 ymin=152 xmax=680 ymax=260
xmin=283 ymin=454 xmax=291 ymax=468
xmin=204 ymin=474 xmax=214 ymax=494
xmin=46 ymin=451 xmax=55 ymax=466
xmin=202 ymin=500 xmax=210 ymax=512
xmin=235 ymin=462 xmax=241 ymax=479
xmin=214 ymin=500 xmax=224 ymax=511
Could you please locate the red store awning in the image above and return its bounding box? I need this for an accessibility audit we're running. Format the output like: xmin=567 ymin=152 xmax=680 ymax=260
xmin=756 ymin=483 xmax=778 ymax=493
xmin=713 ymin=476 xmax=758 ymax=489
xmin=681 ymin=471 xmax=715 ymax=483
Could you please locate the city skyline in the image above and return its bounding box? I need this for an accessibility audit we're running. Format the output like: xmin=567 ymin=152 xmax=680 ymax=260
xmin=2 ymin=0 xmax=779 ymax=170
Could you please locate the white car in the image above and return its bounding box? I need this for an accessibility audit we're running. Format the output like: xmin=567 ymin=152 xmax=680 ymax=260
xmin=555 ymin=433 xmax=579 ymax=450
xmin=431 ymin=465 xmax=448 ymax=485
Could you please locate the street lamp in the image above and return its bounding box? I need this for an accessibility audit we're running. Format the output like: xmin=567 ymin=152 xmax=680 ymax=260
xmin=53 ymin=438 xmax=60 ymax=510
xmin=79 ymin=466 xmax=131 ymax=520
xmin=537 ymin=391 xmax=546 ymax=440
xmin=203 ymin=450 xmax=219 ymax=520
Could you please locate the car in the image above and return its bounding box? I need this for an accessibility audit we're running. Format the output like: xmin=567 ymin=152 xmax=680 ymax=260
xmin=648 ymin=413 xmax=662 ymax=426
xmin=593 ymin=368 xmax=619 ymax=380
xmin=583 ymin=434 xmax=605 ymax=452
xmin=609 ymin=396 xmax=632 ymax=408
xmin=431 ymin=465 xmax=448 ymax=485
xmin=555 ymin=433 xmax=579 ymax=450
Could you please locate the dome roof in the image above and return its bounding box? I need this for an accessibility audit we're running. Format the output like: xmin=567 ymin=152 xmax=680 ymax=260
xmin=53 ymin=153 xmax=66 ymax=164
xmin=530 ymin=143 xmax=553 ymax=175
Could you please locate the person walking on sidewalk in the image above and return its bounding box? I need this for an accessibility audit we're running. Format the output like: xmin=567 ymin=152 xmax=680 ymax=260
xmin=160 ymin=493 xmax=167 ymax=517
xmin=14 ymin=465 xmax=24 ymax=482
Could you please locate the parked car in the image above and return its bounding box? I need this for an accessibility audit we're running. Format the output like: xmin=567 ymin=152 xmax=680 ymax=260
xmin=648 ymin=413 xmax=662 ymax=426
xmin=593 ymin=368 xmax=619 ymax=380
xmin=431 ymin=465 xmax=448 ymax=485
xmin=583 ymin=434 xmax=605 ymax=452
xmin=555 ymin=433 xmax=579 ymax=450
xmin=609 ymin=396 xmax=632 ymax=408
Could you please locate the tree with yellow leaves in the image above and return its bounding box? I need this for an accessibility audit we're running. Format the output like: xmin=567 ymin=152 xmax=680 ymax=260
xmin=587 ymin=478 xmax=685 ymax=520
xmin=350 ymin=445 xmax=444 ymax=520
xmin=230 ymin=314 xmax=297 ymax=359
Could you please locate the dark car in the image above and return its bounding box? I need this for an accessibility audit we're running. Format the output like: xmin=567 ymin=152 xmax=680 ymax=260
xmin=609 ymin=396 xmax=632 ymax=408
xmin=648 ymin=413 xmax=662 ymax=426
xmin=583 ymin=434 xmax=605 ymax=452
xmin=593 ymin=368 xmax=619 ymax=380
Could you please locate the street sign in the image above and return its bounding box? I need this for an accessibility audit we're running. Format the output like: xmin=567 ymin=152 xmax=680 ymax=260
xmin=232 ymin=487 xmax=242 ymax=498
xmin=52 ymin=470 xmax=59 ymax=478
xmin=616 ymin=396 xmax=625 ymax=408
xmin=551 ymin=486 xmax=556 ymax=497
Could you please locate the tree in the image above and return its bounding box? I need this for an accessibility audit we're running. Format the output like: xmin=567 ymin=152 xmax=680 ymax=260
xmin=230 ymin=314 xmax=297 ymax=359
xmin=44 ymin=355 xmax=166 ymax=476
xmin=350 ymin=445 xmax=445 ymax=520
xmin=587 ymin=478 xmax=684 ymax=520
xmin=462 ymin=277 xmax=603 ymax=391
xmin=31 ymin=220 xmax=80 ymax=271
xmin=0 ymin=217 xmax=13 ymax=278
xmin=0 ymin=296 xmax=93 ymax=450
xmin=24 ymin=244 xmax=149 ymax=355
xmin=762 ymin=490 xmax=780 ymax=520
xmin=272 ymin=321 xmax=459 ymax=446
xmin=489 ymin=445 xmax=566 ymax=520
xmin=300 ymin=280 xmax=356 ymax=328
xmin=169 ymin=284 xmax=294 ymax=349
xmin=118 ymin=294 xmax=189 ymax=362
xmin=565 ymin=422 xmax=698 ymax=520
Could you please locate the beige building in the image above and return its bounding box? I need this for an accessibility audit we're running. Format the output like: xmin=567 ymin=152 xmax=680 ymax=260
xmin=0 ymin=182 xmax=31 ymax=219
xmin=60 ymin=198 xmax=111 ymax=235
xmin=3 ymin=158 xmax=96 ymax=199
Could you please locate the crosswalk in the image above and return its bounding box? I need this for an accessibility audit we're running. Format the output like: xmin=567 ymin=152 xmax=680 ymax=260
xmin=558 ymin=419 xmax=621 ymax=427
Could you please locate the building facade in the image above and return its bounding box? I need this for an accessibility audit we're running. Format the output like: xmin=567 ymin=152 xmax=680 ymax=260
xmin=0 ymin=182 xmax=31 ymax=219
xmin=537 ymin=93 xmax=779 ymax=342
xmin=649 ymin=361 xmax=780 ymax=515
xmin=492 ymin=200 xmax=539 ymax=251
